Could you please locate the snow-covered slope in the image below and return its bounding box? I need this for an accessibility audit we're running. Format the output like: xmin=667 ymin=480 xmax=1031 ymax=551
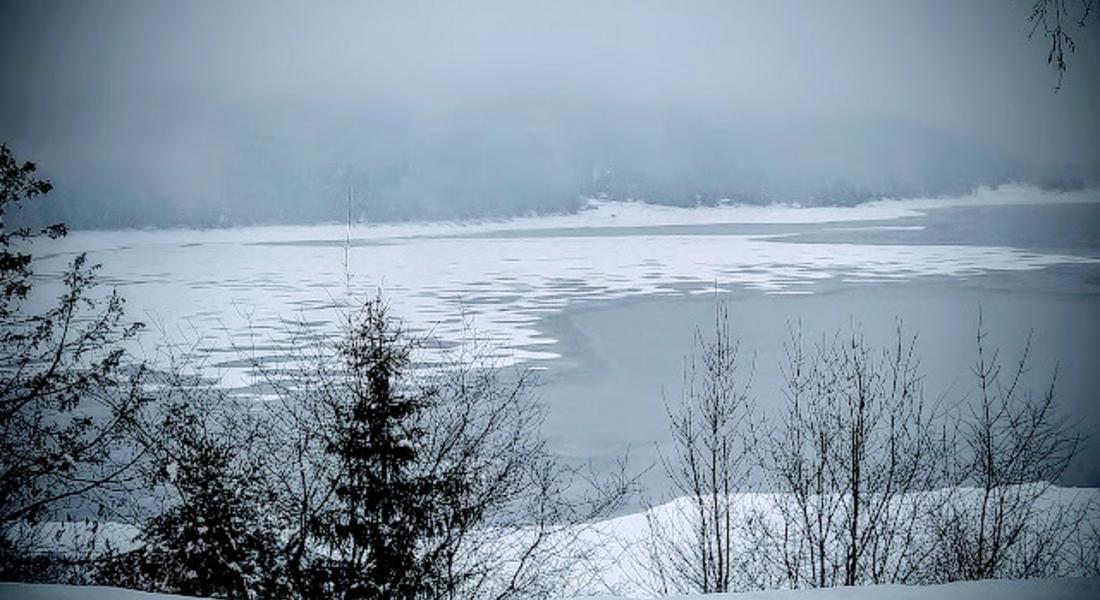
xmin=0 ymin=583 xmax=200 ymax=599
xmin=582 ymin=577 xmax=1100 ymax=599
xmin=568 ymin=486 xmax=1100 ymax=596
xmin=21 ymin=486 xmax=1100 ymax=598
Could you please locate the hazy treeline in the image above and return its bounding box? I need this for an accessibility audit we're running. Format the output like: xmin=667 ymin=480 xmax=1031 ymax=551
xmin=6 ymin=0 xmax=1099 ymax=231
xmin=12 ymin=104 xmax=1089 ymax=231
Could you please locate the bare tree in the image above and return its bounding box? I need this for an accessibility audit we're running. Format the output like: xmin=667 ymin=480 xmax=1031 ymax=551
xmin=1071 ymin=508 xmax=1100 ymax=577
xmin=749 ymin=323 xmax=945 ymax=588
xmin=413 ymin=329 xmax=635 ymax=600
xmin=1 ymin=144 xmax=147 ymax=579
xmin=930 ymin=317 xmax=1083 ymax=581
xmin=639 ymin=301 xmax=756 ymax=595
xmin=1028 ymin=0 xmax=1097 ymax=89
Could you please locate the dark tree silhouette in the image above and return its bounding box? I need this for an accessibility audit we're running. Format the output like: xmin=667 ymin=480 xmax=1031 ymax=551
xmin=310 ymin=298 xmax=434 ymax=599
xmin=258 ymin=296 xmax=634 ymax=599
xmin=0 ymin=144 xmax=146 ymax=579
xmin=95 ymin=381 xmax=287 ymax=598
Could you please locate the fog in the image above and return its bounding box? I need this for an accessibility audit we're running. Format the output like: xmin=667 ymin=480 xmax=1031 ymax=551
xmin=1 ymin=0 xmax=1098 ymax=228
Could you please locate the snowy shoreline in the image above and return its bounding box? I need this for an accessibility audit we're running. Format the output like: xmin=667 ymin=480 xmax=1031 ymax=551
xmin=20 ymin=485 xmax=1100 ymax=599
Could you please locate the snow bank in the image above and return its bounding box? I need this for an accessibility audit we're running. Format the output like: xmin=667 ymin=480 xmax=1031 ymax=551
xmin=569 ymin=486 xmax=1100 ymax=596
xmin=0 ymin=582 xmax=200 ymax=599
xmin=4 ymin=577 xmax=1099 ymax=600
xmin=580 ymin=577 xmax=1100 ymax=599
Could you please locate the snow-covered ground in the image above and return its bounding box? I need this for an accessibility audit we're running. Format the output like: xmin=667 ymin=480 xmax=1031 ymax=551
xmin=24 ymin=485 xmax=1099 ymax=598
xmin=580 ymin=576 xmax=1100 ymax=599
xmin=574 ymin=486 xmax=1100 ymax=596
xmin=3 ymin=577 xmax=1099 ymax=600
xmin=0 ymin=583 xmax=199 ymax=599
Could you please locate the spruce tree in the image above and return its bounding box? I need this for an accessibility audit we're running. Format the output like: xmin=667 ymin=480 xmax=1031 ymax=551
xmin=98 ymin=396 xmax=286 ymax=598
xmin=313 ymin=297 xmax=435 ymax=599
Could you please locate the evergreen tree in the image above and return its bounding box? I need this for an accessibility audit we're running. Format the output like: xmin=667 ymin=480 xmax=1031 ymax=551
xmin=259 ymin=293 xmax=634 ymax=599
xmin=311 ymin=297 xmax=436 ymax=599
xmin=98 ymin=394 xmax=287 ymax=598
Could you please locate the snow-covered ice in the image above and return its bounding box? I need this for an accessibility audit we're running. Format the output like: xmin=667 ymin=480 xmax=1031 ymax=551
xmin=24 ymin=186 xmax=1100 ymax=389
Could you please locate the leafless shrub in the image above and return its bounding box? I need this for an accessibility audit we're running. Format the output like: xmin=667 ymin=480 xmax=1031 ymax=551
xmin=636 ymin=301 xmax=759 ymax=595
xmin=748 ymin=322 xmax=946 ymax=588
xmin=929 ymin=315 xmax=1085 ymax=581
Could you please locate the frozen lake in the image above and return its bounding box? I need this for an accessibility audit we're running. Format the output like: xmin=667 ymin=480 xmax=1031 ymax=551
xmin=29 ymin=185 xmax=1100 ymax=488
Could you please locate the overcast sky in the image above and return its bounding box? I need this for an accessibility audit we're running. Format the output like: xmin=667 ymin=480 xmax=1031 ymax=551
xmin=0 ymin=0 xmax=1097 ymax=221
